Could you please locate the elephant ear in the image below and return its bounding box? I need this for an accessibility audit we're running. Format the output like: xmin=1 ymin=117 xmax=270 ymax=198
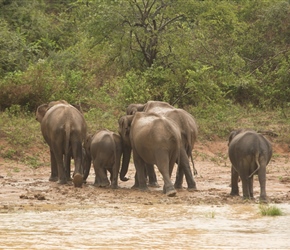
xmin=85 ymin=134 xmax=93 ymax=154
xmin=118 ymin=115 xmax=133 ymax=137
xmin=35 ymin=104 xmax=49 ymax=123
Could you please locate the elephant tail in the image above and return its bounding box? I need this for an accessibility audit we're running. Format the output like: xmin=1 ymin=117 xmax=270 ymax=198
xmin=248 ymin=152 xmax=260 ymax=178
xmin=190 ymin=153 xmax=198 ymax=176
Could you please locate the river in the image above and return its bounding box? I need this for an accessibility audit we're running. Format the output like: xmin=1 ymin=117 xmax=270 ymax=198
xmin=0 ymin=203 xmax=289 ymax=249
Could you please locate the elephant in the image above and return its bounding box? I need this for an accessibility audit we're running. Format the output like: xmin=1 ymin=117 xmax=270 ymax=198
xmin=228 ymin=129 xmax=272 ymax=202
xmin=122 ymin=100 xmax=198 ymax=190
xmin=36 ymin=100 xmax=87 ymax=187
xmin=83 ymin=129 xmax=123 ymax=189
xmin=118 ymin=112 xmax=181 ymax=196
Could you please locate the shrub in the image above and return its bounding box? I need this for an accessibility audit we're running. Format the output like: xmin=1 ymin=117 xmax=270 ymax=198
xmin=259 ymin=204 xmax=283 ymax=216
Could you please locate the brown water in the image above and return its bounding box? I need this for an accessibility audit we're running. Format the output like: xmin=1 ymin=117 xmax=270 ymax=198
xmin=1 ymin=204 xmax=289 ymax=249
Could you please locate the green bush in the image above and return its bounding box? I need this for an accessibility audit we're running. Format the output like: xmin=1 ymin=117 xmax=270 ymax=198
xmin=259 ymin=204 xmax=283 ymax=216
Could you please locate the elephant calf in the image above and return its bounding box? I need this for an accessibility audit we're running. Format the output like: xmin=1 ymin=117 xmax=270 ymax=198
xmin=83 ymin=129 xmax=122 ymax=189
xmin=228 ymin=129 xmax=272 ymax=202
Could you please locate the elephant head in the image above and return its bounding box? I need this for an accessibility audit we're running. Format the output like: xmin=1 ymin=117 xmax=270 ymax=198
xmin=36 ymin=100 xmax=69 ymax=123
xmin=126 ymin=103 xmax=145 ymax=115
xmin=228 ymin=128 xmax=255 ymax=145
xmin=118 ymin=115 xmax=134 ymax=181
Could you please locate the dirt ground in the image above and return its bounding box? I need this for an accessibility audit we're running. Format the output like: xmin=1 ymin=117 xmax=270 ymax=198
xmin=1 ymin=140 xmax=290 ymax=212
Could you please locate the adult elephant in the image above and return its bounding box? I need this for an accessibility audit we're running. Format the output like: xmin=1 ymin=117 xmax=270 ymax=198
xmin=83 ymin=129 xmax=123 ymax=189
xmin=122 ymin=101 xmax=198 ymax=190
xmin=228 ymin=129 xmax=272 ymax=202
xmin=118 ymin=112 xmax=181 ymax=196
xmin=36 ymin=100 xmax=87 ymax=187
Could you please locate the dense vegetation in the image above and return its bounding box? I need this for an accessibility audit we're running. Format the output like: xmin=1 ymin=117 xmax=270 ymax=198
xmin=1 ymin=0 xmax=290 ymax=162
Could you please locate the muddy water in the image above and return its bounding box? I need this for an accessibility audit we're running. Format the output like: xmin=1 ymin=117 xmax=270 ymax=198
xmin=0 ymin=204 xmax=290 ymax=249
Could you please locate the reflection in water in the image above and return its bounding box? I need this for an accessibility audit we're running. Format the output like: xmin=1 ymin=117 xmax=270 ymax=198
xmin=0 ymin=204 xmax=289 ymax=249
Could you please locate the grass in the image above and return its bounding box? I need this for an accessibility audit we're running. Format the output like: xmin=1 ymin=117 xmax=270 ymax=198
xmin=205 ymin=211 xmax=216 ymax=218
xmin=259 ymin=204 xmax=283 ymax=216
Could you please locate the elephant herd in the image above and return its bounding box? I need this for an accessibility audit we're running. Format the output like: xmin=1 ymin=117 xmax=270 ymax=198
xmin=36 ymin=100 xmax=272 ymax=201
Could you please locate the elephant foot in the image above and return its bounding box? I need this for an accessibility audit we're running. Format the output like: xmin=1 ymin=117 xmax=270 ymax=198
xmin=166 ymin=189 xmax=177 ymax=197
xmin=111 ymin=184 xmax=119 ymax=189
xmin=73 ymin=173 xmax=83 ymax=188
xmin=94 ymin=181 xmax=110 ymax=188
xmin=120 ymin=176 xmax=129 ymax=182
xmin=135 ymin=184 xmax=148 ymax=191
xmin=93 ymin=183 xmax=109 ymax=188
xmin=100 ymin=183 xmax=110 ymax=188
xmin=259 ymin=196 xmax=268 ymax=203
xmin=148 ymin=182 xmax=160 ymax=188
xmin=174 ymin=184 xmax=183 ymax=190
xmin=49 ymin=176 xmax=58 ymax=182
xmin=163 ymin=185 xmax=177 ymax=197
xmin=242 ymin=196 xmax=254 ymax=201
xmin=230 ymin=191 xmax=239 ymax=196
xmin=57 ymin=179 xmax=67 ymax=185
xmin=187 ymin=186 xmax=197 ymax=192
xmin=131 ymin=184 xmax=139 ymax=189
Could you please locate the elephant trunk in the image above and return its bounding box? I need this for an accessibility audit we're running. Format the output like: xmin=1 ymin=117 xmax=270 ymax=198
xmin=82 ymin=148 xmax=91 ymax=181
xmin=120 ymin=145 xmax=131 ymax=181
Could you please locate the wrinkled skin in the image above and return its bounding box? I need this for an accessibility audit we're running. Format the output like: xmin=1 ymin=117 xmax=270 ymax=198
xmin=118 ymin=112 xmax=181 ymax=197
xmin=36 ymin=100 xmax=87 ymax=187
xmin=83 ymin=130 xmax=123 ymax=189
xmin=123 ymin=101 xmax=198 ymax=190
xmin=228 ymin=129 xmax=272 ymax=202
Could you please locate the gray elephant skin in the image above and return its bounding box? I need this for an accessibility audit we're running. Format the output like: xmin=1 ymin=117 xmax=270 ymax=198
xmin=36 ymin=100 xmax=87 ymax=187
xmin=123 ymin=101 xmax=198 ymax=190
xmin=83 ymin=129 xmax=123 ymax=189
xmin=228 ymin=129 xmax=272 ymax=201
xmin=118 ymin=112 xmax=181 ymax=196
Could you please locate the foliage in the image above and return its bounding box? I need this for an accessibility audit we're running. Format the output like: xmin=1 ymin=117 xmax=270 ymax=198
xmin=0 ymin=0 xmax=290 ymax=111
xmin=259 ymin=204 xmax=283 ymax=216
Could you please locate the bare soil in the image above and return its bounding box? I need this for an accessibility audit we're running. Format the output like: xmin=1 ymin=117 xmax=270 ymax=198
xmin=1 ymin=140 xmax=290 ymax=212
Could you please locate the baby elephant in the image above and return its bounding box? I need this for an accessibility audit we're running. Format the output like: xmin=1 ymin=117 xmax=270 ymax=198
xmin=83 ymin=129 xmax=122 ymax=189
xmin=228 ymin=129 xmax=272 ymax=202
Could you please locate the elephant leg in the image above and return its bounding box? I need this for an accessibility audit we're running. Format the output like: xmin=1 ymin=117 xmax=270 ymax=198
xmin=240 ymin=172 xmax=251 ymax=200
xmin=111 ymin=148 xmax=122 ymax=189
xmin=258 ymin=166 xmax=267 ymax=202
xmin=50 ymin=139 xmax=67 ymax=184
xmin=175 ymin=149 xmax=196 ymax=191
xmin=93 ymin=163 xmax=110 ymax=187
xmin=230 ymin=166 xmax=239 ymax=196
xmin=49 ymin=149 xmax=58 ymax=182
xmin=132 ymin=152 xmax=148 ymax=191
xmin=109 ymin=167 xmax=118 ymax=189
xmin=83 ymin=160 xmax=91 ymax=182
xmin=146 ymin=164 xmax=159 ymax=187
xmin=249 ymin=176 xmax=254 ymax=198
xmin=65 ymin=148 xmax=72 ymax=181
xmin=132 ymin=171 xmax=140 ymax=189
xmin=174 ymin=165 xmax=184 ymax=189
xmin=71 ymin=141 xmax=83 ymax=187
xmin=156 ymin=155 xmax=176 ymax=197
xmin=52 ymin=146 xmax=67 ymax=185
